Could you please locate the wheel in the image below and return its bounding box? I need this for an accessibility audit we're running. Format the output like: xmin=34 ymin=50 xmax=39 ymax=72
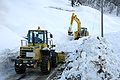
xmin=41 ymin=56 xmax=51 ymax=74
xmin=15 ymin=64 xmax=26 ymax=74
xmin=51 ymin=52 xmax=58 ymax=68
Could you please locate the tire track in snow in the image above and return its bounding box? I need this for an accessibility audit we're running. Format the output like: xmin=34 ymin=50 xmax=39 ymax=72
xmin=6 ymin=64 xmax=64 ymax=80
xmin=48 ymin=6 xmax=75 ymax=12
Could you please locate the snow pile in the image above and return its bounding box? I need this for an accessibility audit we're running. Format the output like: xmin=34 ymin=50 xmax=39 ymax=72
xmin=0 ymin=25 xmax=22 ymax=50
xmin=60 ymin=37 xmax=120 ymax=80
xmin=0 ymin=49 xmax=18 ymax=80
xmin=105 ymin=32 xmax=120 ymax=54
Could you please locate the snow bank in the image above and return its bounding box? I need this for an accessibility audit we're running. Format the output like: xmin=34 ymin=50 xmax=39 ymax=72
xmin=105 ymin=31 xmax=120 ymax=54
xmin=0 ymin=49 xmax=18 ymax=80
xmin=0 ymin=25 xmax=21 ymax=50
xmin=59 ymin=36 xmax=120 ymax=80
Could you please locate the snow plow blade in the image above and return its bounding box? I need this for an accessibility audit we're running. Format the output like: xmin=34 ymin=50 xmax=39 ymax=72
xmin=57 ymin=51 xmax=66 ymax=63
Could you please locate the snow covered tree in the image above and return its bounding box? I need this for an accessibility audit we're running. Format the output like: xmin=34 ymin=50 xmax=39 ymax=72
xmin=70 ymin=0 xmax=82 ymax=7
xmin=73 ymin=0 xmax=120 ymax=16
xmin=69 ymin=0 xmax=120 ymax=16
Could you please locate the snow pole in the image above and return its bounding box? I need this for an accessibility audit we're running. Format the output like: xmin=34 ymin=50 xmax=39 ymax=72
xmin=101 ymin=0 xmax=103 ymax=37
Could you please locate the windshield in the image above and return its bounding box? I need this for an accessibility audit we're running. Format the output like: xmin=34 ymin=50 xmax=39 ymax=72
xmin=28 ymin=31 xmax=44 ymax=43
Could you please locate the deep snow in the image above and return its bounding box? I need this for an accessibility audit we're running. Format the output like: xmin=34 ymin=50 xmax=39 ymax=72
xmin=59 ymin=36 xmax=120 ymax=80
xmin=0 ymin=0 xmax=120 ymax=80
xmin=1 ymin=0 xmax=120 ymax=50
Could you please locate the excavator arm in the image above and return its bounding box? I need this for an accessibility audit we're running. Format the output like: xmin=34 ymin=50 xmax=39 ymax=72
xmin=68 ymin=13 xmax=74 ymax=36
xmin=68 ymin=13 xmax=81 ymax=40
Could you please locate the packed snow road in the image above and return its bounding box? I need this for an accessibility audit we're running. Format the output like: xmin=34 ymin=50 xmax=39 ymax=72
xmin=5 ymin=64 xmax=63 ymax=80
xmin=6 ymin=69 xmax=49 ymax=80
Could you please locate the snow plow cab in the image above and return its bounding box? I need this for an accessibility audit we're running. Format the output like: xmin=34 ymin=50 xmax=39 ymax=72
xmin=15 ymin=27 xmax=65 ymax=74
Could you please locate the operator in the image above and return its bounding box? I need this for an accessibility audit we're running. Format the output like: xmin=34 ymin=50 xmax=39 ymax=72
xmin=35 ymin=34 xmax=42 ymax=43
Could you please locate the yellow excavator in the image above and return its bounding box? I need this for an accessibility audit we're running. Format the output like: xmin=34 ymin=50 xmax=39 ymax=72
xmin=68 ymin=13 xmax=89 ymax=40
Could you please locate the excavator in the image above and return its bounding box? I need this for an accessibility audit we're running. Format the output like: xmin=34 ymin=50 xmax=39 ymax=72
xmin=68 ymin=13 xmax=89 ymax=40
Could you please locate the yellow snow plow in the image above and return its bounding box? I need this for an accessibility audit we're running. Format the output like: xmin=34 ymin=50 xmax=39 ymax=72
xmin=14 ymin=27 xmax=65 ymax=74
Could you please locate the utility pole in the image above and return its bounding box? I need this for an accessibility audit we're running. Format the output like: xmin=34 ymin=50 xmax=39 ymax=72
xmin=101 ymin=0 xmax=103 ymax=37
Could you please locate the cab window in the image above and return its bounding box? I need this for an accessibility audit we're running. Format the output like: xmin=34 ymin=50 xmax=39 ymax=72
xmin=27 ymin=30 xmax=49 ymax=44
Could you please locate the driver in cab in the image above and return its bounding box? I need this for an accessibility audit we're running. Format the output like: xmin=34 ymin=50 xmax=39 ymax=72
xmin=35 ymin=34 xmax=42 ymax=43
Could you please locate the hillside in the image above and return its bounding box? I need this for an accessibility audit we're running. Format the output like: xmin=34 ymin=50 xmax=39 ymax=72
xmin=1 ymin=0 xmax=120 ymax=50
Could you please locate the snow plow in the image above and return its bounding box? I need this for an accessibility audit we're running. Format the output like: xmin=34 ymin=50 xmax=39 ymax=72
xmin=14 ymin=27 xmax=65 ymax=74
xmin=68 ymin=13 xmax=89 ymax=40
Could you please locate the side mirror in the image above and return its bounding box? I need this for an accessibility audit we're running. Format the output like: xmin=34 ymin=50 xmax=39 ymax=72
xmin=24 ymin=36 xmax=28 ymax=40
xmin=52 ymin=45 xmax=55 ymax=47
xmin=50 ymin=34 xmax=53 ymax=38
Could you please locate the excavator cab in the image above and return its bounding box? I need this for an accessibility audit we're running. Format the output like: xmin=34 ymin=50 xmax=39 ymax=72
xmin=80 ymin=27 xmax=89 ymax=37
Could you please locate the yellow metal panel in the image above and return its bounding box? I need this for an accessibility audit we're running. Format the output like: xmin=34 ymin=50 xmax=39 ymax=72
xmin=33 ymin=46 xmax=41 ymax=60
xmin=57 ymin=52 xmax=65 ymax=63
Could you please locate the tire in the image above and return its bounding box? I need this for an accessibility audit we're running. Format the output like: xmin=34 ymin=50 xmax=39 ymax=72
xmin=51 ymin=52 xmax=58 ymax=68
xmin=15 ymin=63 xmax=26 ymax=74
xmin=41 ymin=56 xmax=51 ymax=74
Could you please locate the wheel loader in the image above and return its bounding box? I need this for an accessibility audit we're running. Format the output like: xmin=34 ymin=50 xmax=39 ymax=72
xmin=68 ymin=13 xmax=89 ymax=40
xmin=14 ymin=27 xmax=65 ymax=74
